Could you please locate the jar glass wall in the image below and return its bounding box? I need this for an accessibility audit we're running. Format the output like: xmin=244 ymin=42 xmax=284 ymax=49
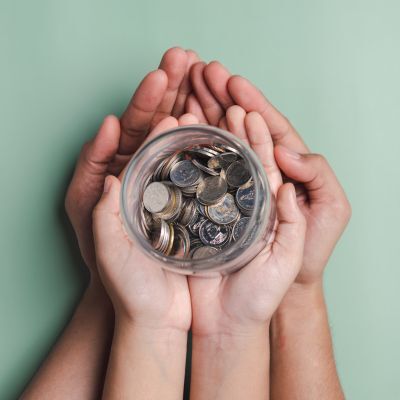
xmin=121 ymin=125 xmax=276 ymax=276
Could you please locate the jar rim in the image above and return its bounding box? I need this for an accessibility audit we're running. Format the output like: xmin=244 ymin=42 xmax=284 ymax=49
xmin=120 ymin=124 xmax=272 ymax=274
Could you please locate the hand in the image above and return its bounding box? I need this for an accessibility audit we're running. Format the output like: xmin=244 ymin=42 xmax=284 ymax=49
xmin=189 ymin=62 xmax=351 ymax=285
xmin=64 ymin=47 xmax=199 ymax=281
xmin=188 ymin=107 xmax=306 ymax=336
xmin=92 ymin=114 xmax=200 ymax=331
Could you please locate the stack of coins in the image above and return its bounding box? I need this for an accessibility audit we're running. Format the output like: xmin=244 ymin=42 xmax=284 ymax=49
xmin=141 ymin=144 xmax=255 ymax=260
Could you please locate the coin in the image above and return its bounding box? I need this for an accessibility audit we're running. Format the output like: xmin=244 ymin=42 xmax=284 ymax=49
xmin=143 ymin=182 xmax=172 ymax=213
xmin=189 ymin=147 xmax=220 ymax=159
xmin=151 ymin=219 xmax=169 ymax=252
xmin=196 ymin=176 xmax=228 ymax=205
xmin=188 ymin=215 xmax=207 ymax=236
xmin=232 ymin=217 xmax=250 ymax=241
xmin=171 ymin=224 xmax=191 ymax=258
xmin=199 ymin=220 xmax=230 ymax=247
xmin=191 ymin=158 xmax=219 ymax=176
xmin=170 ymin=160 xmax=202 ymax=188
xmin=226 ymin=161 xmax=251 ymax=188
xmin=160 ymin=151 xmax=184 ymax=181
xmin=207 ymin=152 xmax=238 ymax=170
xmin=166 ymin=223 xmax=175 ymax=255
xmin=153 ymin=184 xmax=182 ymax=221
xmin=212 ymin=143 xmax=240 ymax=154
xmin=235 ymin=180 xmax=255 ymax=214
xmin=178 ymin=198 xmax=198 ymax=226
xmin=191 ymin=246 xmax=220 ymax=259
xmin=207 ymin=193 xmax=240 ymax=225
xmin=195 ymin=200 xmax=207 ymax=217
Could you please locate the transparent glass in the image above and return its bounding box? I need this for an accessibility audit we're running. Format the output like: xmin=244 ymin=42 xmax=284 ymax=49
xmin=121 ymin=125 xmax=276 ymax=276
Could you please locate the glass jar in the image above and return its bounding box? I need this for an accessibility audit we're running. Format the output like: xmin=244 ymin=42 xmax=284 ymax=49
xmin=121 ymin=125 xmax=276 ymax=276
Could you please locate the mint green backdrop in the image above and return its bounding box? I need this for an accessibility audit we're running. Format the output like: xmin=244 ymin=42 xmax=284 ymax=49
xmin=1 ymin=1 xmax=399 ymax=398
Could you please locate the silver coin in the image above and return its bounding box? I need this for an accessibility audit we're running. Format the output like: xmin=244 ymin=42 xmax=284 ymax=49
xmin=191 ymin=246 xmax=220 ymax=260
xmin=189 ymin=146 xmax=220 ymax=158
xmin=232 ymin=217 xmax=251 ymax=241
xmin=207 ymin=193 xmax=240 ymax=225
xmin=160 ymin=151 xmax=184 ymax=181
xmin=199 ymin=220 xmax=230 ymax=247
xmin=195 ymin=200 xmax=207 ymax=217
xmin=178 ymin=198 xmax=198 ymax=226
xmin=188 ymin=215 xmax=207 ymax=236
xmin=151 ymin=219 xmax=169 ymax=251
xmin=171 ymin=224 xmax=190 ymax=258
xmin=212 ymin=143 xmax=240 ymax=154
xmin=170 ymin=160 xmax=202 ymax=188
xmin=235 ymin=180 xmax=255 ymax=212
xmin=143 ymin=182 xmax=172 ymax=213
xmin=191 ymin=158 xmax=219 ymax=176
xmin=226 ymin=161 xmax=251 ymax=188
xmin=208 ymin=152 xmax=238 ymax=170
xmin=196 ymin=176 xmax=228 ymax=205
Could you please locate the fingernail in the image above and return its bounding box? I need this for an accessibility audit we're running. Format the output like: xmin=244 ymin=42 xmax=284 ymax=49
xmin=281 ymin=146 xmax=301 ymax=160
xmin=103 ymin=176 xmax=112 ymax=193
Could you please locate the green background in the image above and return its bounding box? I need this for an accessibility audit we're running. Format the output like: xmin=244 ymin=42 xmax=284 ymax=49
xmin=1 ymin=0 xmax=399 ymax=398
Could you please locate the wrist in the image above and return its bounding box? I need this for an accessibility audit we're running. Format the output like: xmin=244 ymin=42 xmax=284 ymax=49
xmin=115 ymin=314 xmax=189 ymax=343
xmin=277 ymin=279 xmax=324 ymax=314
xmin=83 ymin=277 xmax=113 ymax=309
xmin=192 ymin=321 xmax=269 ymax=350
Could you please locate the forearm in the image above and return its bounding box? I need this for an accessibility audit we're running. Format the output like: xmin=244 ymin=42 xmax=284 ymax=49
xmin=190 ymin=324 xmax=270 ymax=400
xmin=102 ymin=317 xmax=188 ymax=400
xmin=270 ymin=281 xmax=344 ymax=400
xmin=21 ymin=279 xmax=114 ymax=400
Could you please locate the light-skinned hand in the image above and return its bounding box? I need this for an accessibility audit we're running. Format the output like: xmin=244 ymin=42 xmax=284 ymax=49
xmin=188 ymin=106 xmax=307 ymax=336
xmin=92 ymin=114 xmax=200 ymax=332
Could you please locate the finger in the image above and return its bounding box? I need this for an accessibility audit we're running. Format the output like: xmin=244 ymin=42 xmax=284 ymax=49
xmin=178 ymin=113 xmax=199 ymax=126
xmin=185 ymin=94 xmax=208 ymax=123
xmin=172 ymin=49 xmax=201 ymax=117
xmin=226 ymin=105 xmax=248 ymax=145
xmin=190 ymin=61 xmax=224 ymax=126
xmin=118 ymin=116 xmax=180 ymax=182
xmin=93 ymin=176 xmax=125 ymax=259
xmin=219 ymin=116 xmax=228 ymax=130
xmin=119 ymin=70 xmax=168 ymax=155
xmin=271 ymin=183 xmax=306 ymax=273
xmin=66 ymin=115 xmax=121 ymax=267
xmin=227 ymin=75 xmax=309 ymax=153
xmin=142 ymin=116 xmax=179 ymax=145
xmin=151 ymin=47 xmax=188 ymax=127
xmin=80 ymin=115 xmax=121 ymax=174
xmin=244 ymin=112 xmax=282 ymax=194
xmin=203 ymin=61 xmax=234 ymax=109
xmin=274 ymin=145 xmax=350 ymax=207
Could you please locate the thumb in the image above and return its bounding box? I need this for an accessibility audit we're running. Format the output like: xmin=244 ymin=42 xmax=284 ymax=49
xmin=272 ymin=183 xmax=306 ymax=274
xmin=92 ymin=175 xmax=125 ymax=258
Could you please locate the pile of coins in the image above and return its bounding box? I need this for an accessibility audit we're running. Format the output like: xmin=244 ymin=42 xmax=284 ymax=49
xmin=140 ymin=144 xmax=255 ymax=260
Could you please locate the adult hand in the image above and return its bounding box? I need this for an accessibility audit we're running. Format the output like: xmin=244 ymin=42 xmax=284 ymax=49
xmin=92 ymin=114 xmax=200 ymax=331
xmin=189 ymin=107 xmax=306 ymax=336
xmin=190 ymin=62 xmax=351 ymax=284
xmin=64 ymin=47 xmax=199 ymax=281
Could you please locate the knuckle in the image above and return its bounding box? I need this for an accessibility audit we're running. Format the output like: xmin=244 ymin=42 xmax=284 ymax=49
xmin=312 ymin=153 xmax=328 ymax=167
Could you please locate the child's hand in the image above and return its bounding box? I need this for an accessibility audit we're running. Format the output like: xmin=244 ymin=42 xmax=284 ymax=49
xmin=92 ymin=114 xmax=199 ymax=332
xmin=189 ymin=106 xmax=307 ymax=336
